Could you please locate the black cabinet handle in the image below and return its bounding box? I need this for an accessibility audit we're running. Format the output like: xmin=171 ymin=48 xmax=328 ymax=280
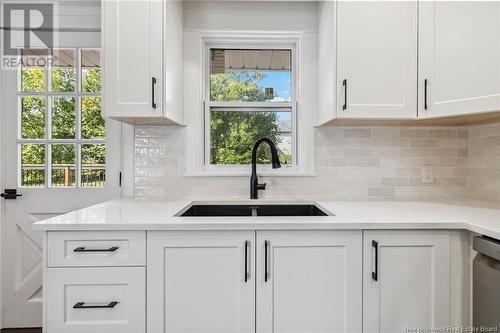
xmin=73 ymin=301 xmax=118 ymax=309
xmin=424 ymin=79 xmax=428 ymax=110
xmin=372 ymin=240 xmax=378 ymax=281
xmin=73 ymin=246 xmax=119 ymax=253
xmin=244 ymin=240 xmax=250 ymax=282
xmin=342 ymin=79 xmax=348 ymax=110
xmin=264 ymin=240 xmax=270 ymax=282
xmin=152 ymin=77 xmax=157 ymax=109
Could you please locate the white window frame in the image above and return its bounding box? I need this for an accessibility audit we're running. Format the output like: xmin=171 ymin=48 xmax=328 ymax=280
xmin=16 ymin=47 xmax=106 ymax=188
xmin=203 ymin=37 xmax=299 ymax=174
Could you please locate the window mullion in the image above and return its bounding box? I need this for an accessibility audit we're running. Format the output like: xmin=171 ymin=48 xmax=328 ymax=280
xmin=45 ymin=56 xmax=50 ymax=187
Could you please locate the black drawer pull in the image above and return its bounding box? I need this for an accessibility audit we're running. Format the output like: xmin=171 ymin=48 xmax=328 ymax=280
xmin=152 ymin=77 xmax=157 ymax=109
xmin=342 ymin=79 xmax=348 ymax=110
xmin=264 ymin=240 xmax=270 ymax=282
xmin=424 ymin=79 xmax=428 ymax=110
xmin=372 ymin=240 xmax=378 ymax=282
xmin=73 ymin=246 xmax=119 ymax=253
xmin=73 ymin=301 xmax=118 ymax=309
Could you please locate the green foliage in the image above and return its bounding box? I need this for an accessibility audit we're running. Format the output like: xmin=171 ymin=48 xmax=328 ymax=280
xmin=82 ymin=144 xmax=106 ymax=165
xmin=21 ymin=144 xmax=45 ymax=164
xmin=51 ymin=68 xmax=76 ymax=92
xmin=211 ymin=72 xmax=266 ymax=102
xmin=82 ymin=69 xmax=102 ymax=93
xmin=82 ymin=97 xmax=105 ymax=139
xmin=211 ymin=112 xmax=279 ymax=164
xmin=19 ymin=55 xmax=106 ymax=187
xmin=21 ymin=69 xmax=45 ymax=92
xmin=52 ymin=97 xmax=76 ymax=139
xmin=52 ymin=144 xmax=75 ymax=164
xmin=21 ymin=97 xmax=45 ymax=139
xmin=209 ymin=72 xmax=291 ymax=164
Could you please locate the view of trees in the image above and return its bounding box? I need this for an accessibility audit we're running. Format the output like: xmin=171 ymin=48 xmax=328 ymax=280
xmin=20 ymin=52 xmax=105 ymax=187
xmin=210 ymin=72 xmax=292 ymax=165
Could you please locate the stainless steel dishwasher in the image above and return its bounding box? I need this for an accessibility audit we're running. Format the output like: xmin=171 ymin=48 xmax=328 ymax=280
xmin=473 ymin=236 xmax=500 ymax=329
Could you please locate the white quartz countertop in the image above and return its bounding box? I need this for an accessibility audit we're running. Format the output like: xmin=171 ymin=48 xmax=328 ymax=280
xmin=33 ymin=198 xmax=500 ymax=239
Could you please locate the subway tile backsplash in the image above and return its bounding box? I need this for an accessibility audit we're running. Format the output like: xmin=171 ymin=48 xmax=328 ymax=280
xmin=132 ymin=123 xmax=500 ymax=201
xmin=468 ymin=122 xmax=500 ymax=202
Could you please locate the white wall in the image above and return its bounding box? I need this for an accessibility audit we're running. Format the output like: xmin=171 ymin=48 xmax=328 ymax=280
xmin=183 ymin=1 xmax=318 ymax=32
xmin=2 ymin=0 xmax=101 ymax=48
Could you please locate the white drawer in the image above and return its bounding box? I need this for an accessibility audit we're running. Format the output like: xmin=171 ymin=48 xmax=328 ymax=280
xmin=47 ymin=231 xmax=146 ymax=267
xmin=46 ymin=267 xmax=145 ymax=333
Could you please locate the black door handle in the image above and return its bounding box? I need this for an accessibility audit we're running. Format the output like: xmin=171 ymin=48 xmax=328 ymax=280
xmin=342 ymin=79 xmax=348 ymax=110
xmin=1 ymin=189 xmax=22 ymax=200
xmin=372 ymin=240 xmax=378 ymax=281
xmin=424 ymin=79 xmax=428 ymax=110
xmin=152 ymin=77 xmax=157 ymax=109
xmin=244 ymin=240 xmax=250 ymax=282
xmin=73 ymin=246 xmax=119 ymax=252
xmin=264 ymin=240 xmax=270 ymax=282
xmin=73 ymin=301 xmax=118 ymax=309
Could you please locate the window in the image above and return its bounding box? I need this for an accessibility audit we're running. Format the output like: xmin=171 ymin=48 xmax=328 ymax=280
xmin=206 ymin=48 xmax=295 ymax=167
xmin=18 ymin=48 xmax=106 ymax=188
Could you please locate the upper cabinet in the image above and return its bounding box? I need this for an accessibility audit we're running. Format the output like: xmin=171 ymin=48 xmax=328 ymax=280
xmin=317 ymin=1 xmax=500 ymax=125
xmin=418 ymin=1 xmax=500 ymax=118
xmin=103 ymin=0 xmax=183 ymax=125
xmin=336 ymin=1 xmax=417 ymax=120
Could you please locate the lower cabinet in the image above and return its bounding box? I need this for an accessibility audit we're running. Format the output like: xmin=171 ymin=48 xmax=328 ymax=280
xmin=147 ymin=231 xmax=256 ymax=333
xmin=147 ymin=230 xmax=363 ymax=333
xmin=256 ymin=230 xmax=363 ymax=333
xmin=44 ymin=229 xmax=452 ymax=333
xmin=46 ymin=267 xmax=146 ymax=333
xmin=363 ymin=230 xmax=450 ymax=333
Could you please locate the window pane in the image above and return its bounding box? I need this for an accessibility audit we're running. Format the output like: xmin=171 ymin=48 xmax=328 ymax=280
xmin=81 ymin=97 xmax=105 ymax=139
xmin=21 ymin=96 xmax=45 ymax=139
xmin=21 ymin=69 xmax=46 ymax=92
xmin=51 ymin=144 xmax=76 ymax=187
xmin=81 ymin=144 xmax=105 ymax=187
xmin=20 ymin=49 xmax=47 ymax=92
xmin=51 ymin=97 xmax=76 ymax=139
xmin=210 ymin=111 xmax=292 ymax=165
xmin=51 ymin=49 xmax=76 ymax=92
xmin=21 ymin=144 xmax=45 ymax=187
xmin=81 ymin=49 xmax=101 ymax=93
xmin=210 ymin=49 xmax=292 ymax=102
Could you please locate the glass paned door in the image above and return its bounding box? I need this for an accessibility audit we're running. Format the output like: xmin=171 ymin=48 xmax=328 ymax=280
xmin=1 ymin=48 xmax=121 ymax=329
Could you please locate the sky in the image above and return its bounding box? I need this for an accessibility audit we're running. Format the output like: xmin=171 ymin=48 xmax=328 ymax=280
xmin=258 ymin=72 xmax=292 ymax=102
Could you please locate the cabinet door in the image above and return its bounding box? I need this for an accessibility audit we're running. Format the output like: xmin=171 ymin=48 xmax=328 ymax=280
xmin=337 ymin=1 xmax=417 ymax=119
xmin=419 ymin=1 xmax=500 ymax=118
xmin=103 ymin=0 xmax=163 ymax=118
xmin=46 ymin=267 xmax=145 ymax=333
xmin=257 ymin=230 xmax=362 ymax=333
xmin=147 ymin=231 xmax=255 ymax=333
xmin=363 ymin=230 xmax=450 ymax=333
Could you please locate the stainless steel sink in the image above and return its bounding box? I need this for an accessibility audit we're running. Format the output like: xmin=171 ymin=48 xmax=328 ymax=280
xmin=177 ymin=203 xmax=333 ymax=217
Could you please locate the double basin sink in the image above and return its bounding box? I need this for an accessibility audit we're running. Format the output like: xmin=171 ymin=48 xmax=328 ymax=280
xmin=177 ymin=203 xmax=333 ymax=217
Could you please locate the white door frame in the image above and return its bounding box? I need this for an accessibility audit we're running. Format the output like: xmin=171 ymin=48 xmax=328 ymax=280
xmin=0 ymin=64 xmax=6 ymax=328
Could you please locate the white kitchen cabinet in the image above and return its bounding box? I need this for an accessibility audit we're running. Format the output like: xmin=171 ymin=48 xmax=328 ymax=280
xmin=257 ymin=230 xmax=362 ymax=333
xmin=419 ymin=1 xmax=500 ymax=118
xmin=363 ymin=230 xmax=450 ymax=333
xmin=103 ymin=0 xmax=183 ymax=125
xmin=147 ymin=231 xmax=255 ymax=333
xmin=336 ymin=1 xmax=417 ymax=119
xmin=46 ymin=267 xmax=146 ymax=333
